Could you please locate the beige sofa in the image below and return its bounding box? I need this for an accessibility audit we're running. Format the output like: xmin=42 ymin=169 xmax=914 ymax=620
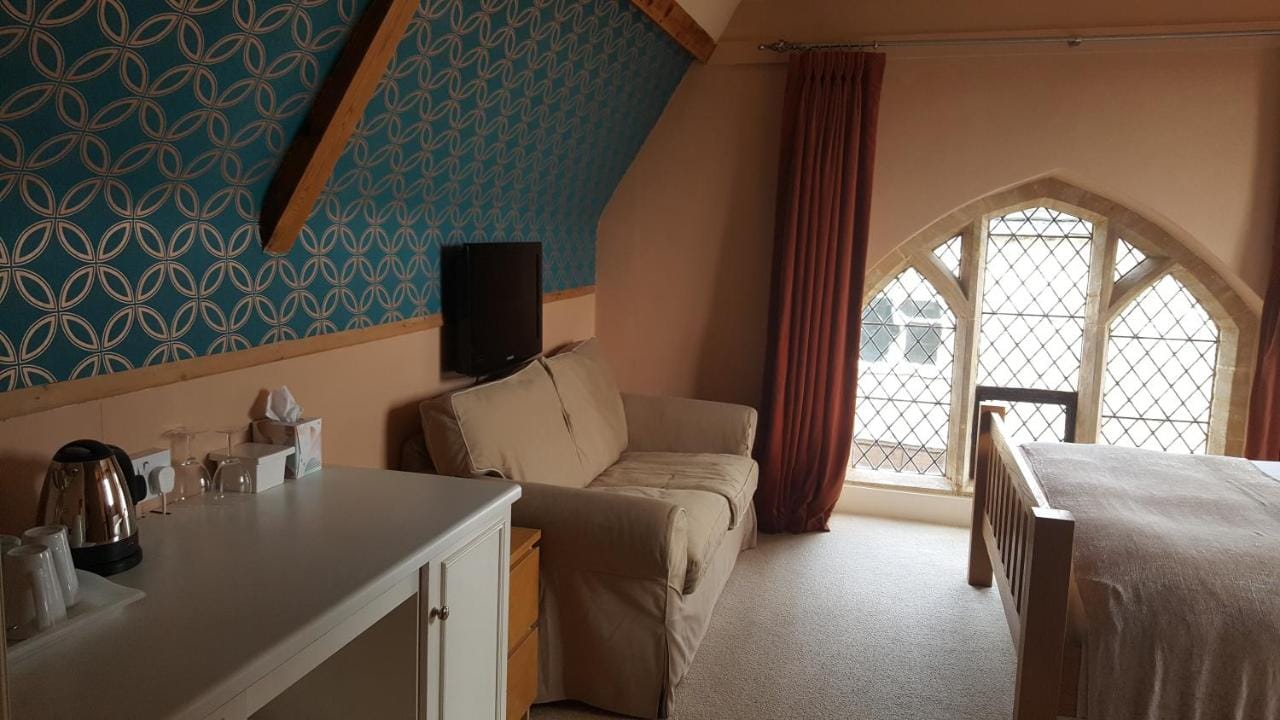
xmin=404 ymin=338 xmax=758 ymax=719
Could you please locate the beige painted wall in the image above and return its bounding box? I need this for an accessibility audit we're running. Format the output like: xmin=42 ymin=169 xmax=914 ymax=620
xmin=725 ymin=0 xmax=1280 ymax=42
xmin=0 ymin=294 xmax=595 ymax=535
xmin=597 ymin=63 xmax=783 ymax=407
xmin=596 ymin=42 xmax=1280 ymax=409
xmin=674 ymin=0 xmax=743 ymax=41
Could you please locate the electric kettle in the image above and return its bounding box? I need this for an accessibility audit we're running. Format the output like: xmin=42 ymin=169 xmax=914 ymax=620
xmin=38 ymin=440 xmax=146 ymax=576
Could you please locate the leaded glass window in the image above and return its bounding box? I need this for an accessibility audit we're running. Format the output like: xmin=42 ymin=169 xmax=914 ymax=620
xmin=933 ymin=235 xmax=963 ymax=278
xmin=850 ymin=186 xmax=1250 ymax=494
xmin=1114 ymin=238 xmax=1147 ymax=280
xmin=978 ymin=208 xmax=1092 ymax=395
xmin=1101 ymin=275 xmax=1220 ymax=453
xmin=974 ymin=207 xmax=1092 ymax=441
xmin=979 ymin=401 xmax=1070 ymax=444
xmin=853 ymin=269 xmax=956 ymax=476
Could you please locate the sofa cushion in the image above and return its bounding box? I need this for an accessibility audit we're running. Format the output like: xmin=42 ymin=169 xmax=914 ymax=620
xmin=591 ymin=452 xmax=758 ymax=529
xmin=421 ymin=361 xmax=591 ymax=488
xmin=541 ymin=338 xmax=628 ymax=479
xmin=594 ymin=486 xmax=730 ymax=595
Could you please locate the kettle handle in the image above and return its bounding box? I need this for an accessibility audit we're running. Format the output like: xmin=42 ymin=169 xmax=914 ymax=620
xmin=107 ymin=445 xmax=147 ymax=505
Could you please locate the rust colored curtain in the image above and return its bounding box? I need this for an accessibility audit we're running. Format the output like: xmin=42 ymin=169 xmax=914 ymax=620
xmin=755 ymin=52 xmax=886 ymax=533
xmin=1247 ymin=219 xmax=1280 ymax=459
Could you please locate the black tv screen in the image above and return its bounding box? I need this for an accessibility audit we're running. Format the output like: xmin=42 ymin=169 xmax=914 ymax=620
xmin=441 ymin=242 xmax=542 ymax=377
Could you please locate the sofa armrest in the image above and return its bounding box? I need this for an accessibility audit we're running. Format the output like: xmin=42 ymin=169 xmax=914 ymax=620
xmin=399 ymin=433 xmax=435 ymax=474
xmin=622 ymin=393 xmax=758 ymax=457
xmin=512 ymin=483 xmax=688 ymax=589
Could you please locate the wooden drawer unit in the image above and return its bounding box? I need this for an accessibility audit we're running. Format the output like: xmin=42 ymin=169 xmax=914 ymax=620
xmin=507 ymin=628 xmax=538 ymax=720
xmin=507 ymin=528 xmax=541 ymax=720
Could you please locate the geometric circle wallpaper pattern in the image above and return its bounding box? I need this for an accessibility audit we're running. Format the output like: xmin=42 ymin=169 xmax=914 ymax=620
xmin=0 ymin=0 xmax=690 ymax=391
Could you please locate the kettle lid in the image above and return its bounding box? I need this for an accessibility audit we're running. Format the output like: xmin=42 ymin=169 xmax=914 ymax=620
xmin=53 ymin=439 xmax=114 ymax=464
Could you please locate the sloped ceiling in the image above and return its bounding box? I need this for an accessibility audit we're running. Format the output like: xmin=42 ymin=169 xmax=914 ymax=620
xmin=0 ymin=0 xmax=690 ymax=392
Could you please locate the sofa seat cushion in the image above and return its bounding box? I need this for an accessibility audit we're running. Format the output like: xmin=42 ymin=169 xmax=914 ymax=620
xmin=421 ymin=361 xmax=591 ymax=488
xmin=591 ymin=452 xmax=758 ymax=529
xmin=595 ymin=486 xmax=730 ymax=595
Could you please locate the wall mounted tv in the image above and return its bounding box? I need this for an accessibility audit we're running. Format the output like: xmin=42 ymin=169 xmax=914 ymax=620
xmin=441 ymin=242 xmax=543 ymax=377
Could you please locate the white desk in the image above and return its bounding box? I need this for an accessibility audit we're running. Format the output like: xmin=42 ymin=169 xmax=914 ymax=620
xmin=8 ymin=467 xmax=520 ymax=720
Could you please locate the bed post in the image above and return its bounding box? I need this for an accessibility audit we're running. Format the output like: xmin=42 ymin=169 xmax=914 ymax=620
xmin=1014 ymin=508 xmax=1075 ymax=720
xmin=968 ymin=405 xmax=1003 ymax=587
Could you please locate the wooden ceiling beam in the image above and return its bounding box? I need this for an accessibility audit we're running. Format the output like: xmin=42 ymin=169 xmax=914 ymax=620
xmin=259 ymin=0 xmax=419 ymax=254
xmin=630 ymin=0 xmax=717 ymax=63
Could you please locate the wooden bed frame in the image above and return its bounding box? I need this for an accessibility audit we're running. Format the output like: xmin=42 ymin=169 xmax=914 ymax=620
xmin=968 ymin=405 xmax=1085 ymax=720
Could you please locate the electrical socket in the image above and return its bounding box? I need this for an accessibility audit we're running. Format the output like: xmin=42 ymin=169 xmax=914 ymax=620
xmin=131 ymin=448 xmax=173 ymax=503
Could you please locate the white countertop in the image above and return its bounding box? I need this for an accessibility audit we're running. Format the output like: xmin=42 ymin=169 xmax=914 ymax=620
xmin=8 ymin=466 xmax=520 ymax=719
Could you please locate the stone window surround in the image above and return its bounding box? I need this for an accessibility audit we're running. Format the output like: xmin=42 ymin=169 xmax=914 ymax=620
xmin=853 ymin=177 xmax=1259 ymax=495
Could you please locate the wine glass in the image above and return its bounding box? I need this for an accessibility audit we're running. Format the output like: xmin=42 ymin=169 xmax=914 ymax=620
xmin=163 ymin=427 xmax=211 ymax=501
xmin=211 ymin=427 xmax=253 ymax=500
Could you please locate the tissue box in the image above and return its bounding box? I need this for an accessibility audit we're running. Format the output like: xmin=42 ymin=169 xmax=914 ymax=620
xmin=252 ymin=418 xmax=322 ymax=478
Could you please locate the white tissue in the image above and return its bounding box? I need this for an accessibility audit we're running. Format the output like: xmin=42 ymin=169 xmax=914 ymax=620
xmin=265 ymin=386 xmax=303 ymax=423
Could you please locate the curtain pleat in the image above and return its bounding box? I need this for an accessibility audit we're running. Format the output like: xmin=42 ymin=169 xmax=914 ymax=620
xmin=1247 ymin=214 xmax=1280 ymax=460
xmin=755 ymin=52 xmax=886 ymax=533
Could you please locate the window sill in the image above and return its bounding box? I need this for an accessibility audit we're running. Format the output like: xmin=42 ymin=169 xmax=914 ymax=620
xmin=845 ymin=467 xmax=973 ymax=497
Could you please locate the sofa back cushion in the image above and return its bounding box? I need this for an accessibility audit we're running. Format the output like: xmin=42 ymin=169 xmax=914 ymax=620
xmin=542 ymin=338 xmax=628 ymax=479
xmin=421 ymin=361 xmax=591 ymax=488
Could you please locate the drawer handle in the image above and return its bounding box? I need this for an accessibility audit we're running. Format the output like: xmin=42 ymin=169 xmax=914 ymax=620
xmin=430 ymin=605 xmax=450 ymax=622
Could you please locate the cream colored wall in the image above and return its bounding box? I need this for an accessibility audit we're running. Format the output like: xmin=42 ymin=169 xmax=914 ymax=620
xmin=674 ymin=0 xmax=743 ymax=41
xmin=0 ymin=294 xmax=595 ymax=535
xmin=596 ymin=41 xmax=1280 ymax=409
xmin=597 ymin=63 xmax=785 ymax=407
xmin=724 ymin=0 xmax=1280 ymax=42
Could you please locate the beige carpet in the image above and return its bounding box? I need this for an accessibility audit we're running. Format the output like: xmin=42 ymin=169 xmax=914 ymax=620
xmin=535 ymin=515 xmax=1015 ymax=720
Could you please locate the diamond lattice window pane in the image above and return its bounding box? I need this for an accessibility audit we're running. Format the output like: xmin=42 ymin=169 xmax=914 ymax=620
xmin=978 ymin=207 xmax=1093 ymax=391
xmin=1101 ymin=274 xmax=1219 ymax=453
xmin=993 ymin=402 xmax=1069 ymax=443
xmin=933 ymin=235 xmax=963 ymax=278
xmin=1114 ymin=238 xmax=1147 ymax=281
xmin=853 ymin=268 xmax=956 ymax=476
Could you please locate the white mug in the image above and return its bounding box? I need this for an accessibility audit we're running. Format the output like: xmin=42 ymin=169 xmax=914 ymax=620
xmin=3 ymin=545 xmax=67 ymax=641
xmin=23 ymin=525 xmax=79 ymax=607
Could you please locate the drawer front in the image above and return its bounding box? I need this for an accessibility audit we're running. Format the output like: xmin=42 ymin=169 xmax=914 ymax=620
xmin=506 ymin=628 xmax=538 ymax=720
xmin=508 ymin=547 xmax=539 ymax=652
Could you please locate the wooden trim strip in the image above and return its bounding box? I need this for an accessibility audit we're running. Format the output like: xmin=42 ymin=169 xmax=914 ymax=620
xmin=0 ymin=287 xmax=595 ymax=422
xmin=260 ymin=0 xmax=420 ymax=253
xmin=542 ymin=285 xmax=594 ymax=303
xmin=629 ymin=0 xmax=716 ymax=62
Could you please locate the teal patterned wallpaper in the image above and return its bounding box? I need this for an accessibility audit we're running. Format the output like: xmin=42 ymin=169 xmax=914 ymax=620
xmin=0 ymin=0 xmax=689 ymax=391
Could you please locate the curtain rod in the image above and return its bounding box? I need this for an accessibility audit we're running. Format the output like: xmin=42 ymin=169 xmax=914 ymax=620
xmin=758 ymin=29 xmax=1280 ymax=53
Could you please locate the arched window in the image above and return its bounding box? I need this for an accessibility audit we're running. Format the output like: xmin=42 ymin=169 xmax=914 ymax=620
xmin=1101 ymin=274 xmax=1220 ymax=453
xmin=853 ymin=268 xmax=956 ymax=478
xmin=977 ymin=207 xmax=1093 ymax=441
xmin=850 ymin=178 xmax=1257 ymax=494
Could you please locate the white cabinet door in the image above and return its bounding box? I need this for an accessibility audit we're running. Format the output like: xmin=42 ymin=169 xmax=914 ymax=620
xmin=424 ymin=519 xmax=508 ymax=720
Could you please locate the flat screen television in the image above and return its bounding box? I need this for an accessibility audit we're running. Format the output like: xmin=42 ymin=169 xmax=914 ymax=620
xmin=441 ymin=242 xmax=543 ymax=377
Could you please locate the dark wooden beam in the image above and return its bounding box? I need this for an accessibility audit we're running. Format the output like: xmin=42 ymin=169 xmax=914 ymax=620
xmin=629 ymin=0 xmax=716 ymax=63
xmin=260 ymin=0 xmax=420 ymax=253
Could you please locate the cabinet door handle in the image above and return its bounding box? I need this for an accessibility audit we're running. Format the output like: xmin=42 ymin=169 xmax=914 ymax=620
xmin=430 ymin=605 xmax=450 ymax=622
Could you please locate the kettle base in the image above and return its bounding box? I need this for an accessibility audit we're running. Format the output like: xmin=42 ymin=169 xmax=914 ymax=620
xmin=82 ymin=547 xmax=143 ymax=577
xmin=71 ymin=534 xmax=143 ymax=577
